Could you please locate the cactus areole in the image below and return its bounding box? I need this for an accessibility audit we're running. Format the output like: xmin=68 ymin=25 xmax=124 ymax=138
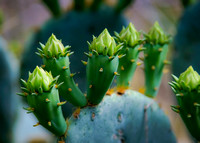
xmin=170 ymin=66 xmax=200 ymax=141
xmin=18 ymin=24 xmax=176 ymax=142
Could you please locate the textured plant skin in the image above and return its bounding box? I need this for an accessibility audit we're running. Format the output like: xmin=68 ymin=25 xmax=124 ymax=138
xmin=0 ymin=37 xmax=19 ymax=143
xmin=65 ymin=90 xmax=176 ymax=143
xmin=143 ymin=22 xmax=171 ymax=98
xmin=19 ymin=67 xmax=67 ymax=136
xmin=169 ymin=66 xmax=200 ymax=141
xmin=38 ymin=34 xmax=87 ymax=107
xmin=115 ymin=23 xmax=143 ymax=89
xmin=86 ymin=29 xmax=119 ymax=105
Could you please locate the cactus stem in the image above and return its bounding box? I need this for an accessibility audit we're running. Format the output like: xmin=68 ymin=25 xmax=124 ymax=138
xmin=84 ymin=52 xmax=92 ymax=58
xmin=118 ymin=54 xmax=126 ymax=59
xmin=130 ymin=59 xmax=135 ymax=63
xmin=89 ymin=85 xmax=93 ymax=88
xmin=70 ymin=73 xmax=76 ymax=77
xmin=81 ymin=60 xmax=87 ymax=65
xmin=48 ymin=121 xmax=52 ymax=126
xmin=114 ymin=72 xmax=120 ymax=76
xmin=67 ymin=52 xmax=74 ymax=57
xmin=62 ymin=66 xmax=68 ymax=70
xmin=68 ymin=88 xmax=72 ymax=92
xmin=151 ymin=65 xmax=155 ymax=70
xmin=171 ymin=105 xmax=180 ymax=113
xmin=121 ymin=66 xmax=124 ymax=71
xmin=57 ymin=101 xmax=67 ymax=106
xmin=33 ymin=122 xmax=40 ymax=127
xmin=163 ymin=60 xmax=171 ymax=65
xmin=187 ymin=114 xmax=192 ymax=118
xmin=99 ymin=68 xmax=103 ymax=72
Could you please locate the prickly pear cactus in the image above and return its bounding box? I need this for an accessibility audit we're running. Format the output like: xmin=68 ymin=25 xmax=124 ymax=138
xmin=19 ymin=24 xmax=176 ymax=143
xmin=0 ymin=37 xmax=19 ymax=143
xmin=170 ymin=66 xmax=200 ymax=141
xmin=66 ymin=90 xmax=176 ymax=143
xmin=173 ymin=1 xmax=200 ymax=76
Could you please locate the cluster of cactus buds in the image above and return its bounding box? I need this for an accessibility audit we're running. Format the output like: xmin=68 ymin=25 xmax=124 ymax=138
xmin=18 ymin=22 xmax=171 ymax=138
xmin=169 ymin=66 xmax=200 ymax=141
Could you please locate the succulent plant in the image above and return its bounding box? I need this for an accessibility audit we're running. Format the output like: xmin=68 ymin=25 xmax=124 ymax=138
xmin=115 ymin=22 xmax=143 ymax=90
xmin=19 ymin=27 xmax=176 ymax=143
xmin=143 ymin=22 xmax=171 ymax=97
xmin=169 ymin=66 xmax=200 ymax=141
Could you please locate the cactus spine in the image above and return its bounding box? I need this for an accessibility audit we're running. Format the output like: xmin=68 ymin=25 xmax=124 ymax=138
xmin=143 ymin=22 xmax=171 ymax=97
xmin=115 ymin=23 xmax=143 ymax=91
xmin=169 ymin=66 xmax=200 ymax=141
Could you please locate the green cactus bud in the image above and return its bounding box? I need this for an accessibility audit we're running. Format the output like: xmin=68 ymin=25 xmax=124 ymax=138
xmin=178 ymin=66 xmax=200 ymax=91
xmin=144 ymin=22 xmax=170 ymax=45
xmin=27 ymin=66 xmax=54 ymax=92
xmin=41 ymin=34 xmax=68 ymax=58
xmin=116 ymin=23 xmax=141 ymax=47
xmin=89 ymin=29 xmax=117 ymax=56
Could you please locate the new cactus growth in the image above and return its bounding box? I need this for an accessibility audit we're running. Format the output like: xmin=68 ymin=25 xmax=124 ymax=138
xmin=115 ymin=23 xmax=143 ymax=91
xmin=169 ymin=66 xmax=200 ymax=141
xmin=19 ymin=27 xmax=176 ymax=142
xmin=19 ymin=66 xmax=67 ymax=136
xmin=37 ymin=34 xmax=87 ymax=107
xmin=143 ymin=22 xmax=171 ymax=97
xmin=86 ymin=29 xmax=120 ymax=104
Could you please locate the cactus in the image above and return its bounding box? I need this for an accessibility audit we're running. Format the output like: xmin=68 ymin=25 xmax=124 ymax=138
xmin=169 ymin=66 xmax=200 ymax=141
xmin=143 ymin=22 xmax=171 ymax=98
xmin=173 ymin=1 xmax=200 ymax=77
xmin=115 ymin=23 xmax=143 ymax=91
xmin=19 ymin=27 xmax=176 ymax=142
xmin=0 ymin=11 xmax=19 ymax=143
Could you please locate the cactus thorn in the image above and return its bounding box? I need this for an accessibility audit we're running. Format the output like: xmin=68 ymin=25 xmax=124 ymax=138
xmin=57 ymin=101 xmax=67 ymax=106
xmin=62 ymin=66 xmax=68 ymax=70
xmin=35 ymin=52 xmax=43 ymax=58
xmin=33 ymin=122 xmax=40 ymax=127
xmin=41 ymin=65 xmax=45 ymax=68
xmin=67 ymin=52 xmax=74 ymax=57
xmin=154 ymin=87 xmax=158 ymax=91
xmin=151 ymin=65 xmax=156 ymax=70
xmin=17 ymin=92 xmax=27 ymax=97
xmin=20 ymin=79 xmax=27 ymax=87
xmin=45 ymin=98 xmax=50 ymax=102
xmin=138 ymin=47 xmax=146 ymax=51
xmin=130 ymin=59 xmax=135 ymax=63
xmin=48 ymin=121 xmax=52 ymax=126
xmin=92 ymin=50 xmax=99 ymax=56
xmin=194 ymin=102 xmax=200 ymax=107
xmin=99 ymin=68 xmax=103 ymax=72
xmin=171 ymin=105 xmax=180 ymax=113
xmin=187 ymin=114 xmax=192 ymax=118
xmin=158 ymin=48 xmax=162 ymax=52
xmin=121 ymin=66 xmax=124 ymax=71
xmin=163 ymin=60 xmax=171 ymax=65
xmin=89 ymin=85 xmax=93 ymax=88
xmin=70 ymin=73 xmax=76 ymax=77
xmin=81 ymin=60 xmax=87 ymax=65
xmin=108 ymin=56 xmax=115 ymax=61
xmin=176 ymin=93 xmax=184 ymax=96
xmin=68 ymin=88 xmax=72 ymax=92
xmin=137 ymin=62 xmax=142 ymax=66
xmin=84 ymin=52 xmax=92 ymax=58
xmin=118 ymin=54 xmax=126 ymax=59
xmin=114 ymin=72 xmax=120 ymax=76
